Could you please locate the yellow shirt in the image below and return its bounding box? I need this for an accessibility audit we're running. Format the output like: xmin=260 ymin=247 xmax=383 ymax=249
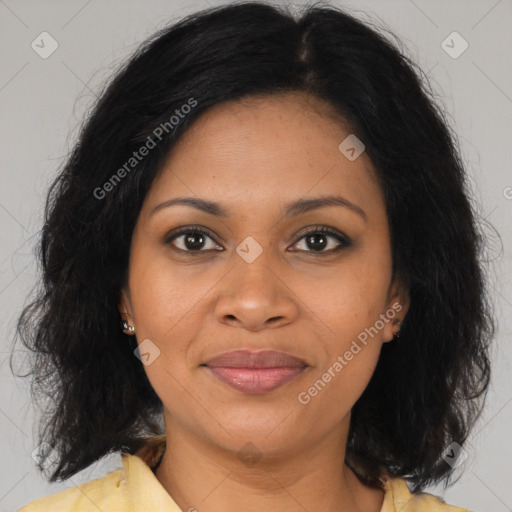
xmin=18 ymin=435 xmax=469 ymax=512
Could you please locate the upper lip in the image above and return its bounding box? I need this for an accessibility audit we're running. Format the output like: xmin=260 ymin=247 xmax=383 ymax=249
xmin=203 ymin=350 xmax=308 ymax=368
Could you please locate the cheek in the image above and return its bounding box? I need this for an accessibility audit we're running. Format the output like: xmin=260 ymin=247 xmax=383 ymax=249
xmin=128 ymin=262 xmax=200 ymax=413
xmin=297 ymin=250 xmax=391 ymax=398
xmin=310 ymin=260 xmax=391 ymax=341
xmin=126 ymin=252 xmax=206 ymax=395
xmin=334 ymin=348 xmax=381 ymax=414
xmin=298 ymin=333 xmax=383 ymax=424
xmin=128 ymin=246 xmax=208 ymax=340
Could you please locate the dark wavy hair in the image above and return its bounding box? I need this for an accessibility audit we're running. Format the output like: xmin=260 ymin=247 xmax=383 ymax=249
xmin=12 ymin=0 xmax=496 ymax=493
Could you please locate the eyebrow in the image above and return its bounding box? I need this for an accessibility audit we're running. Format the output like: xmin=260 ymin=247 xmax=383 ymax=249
xmin=150 ymin=195 xmax=367 ymax=221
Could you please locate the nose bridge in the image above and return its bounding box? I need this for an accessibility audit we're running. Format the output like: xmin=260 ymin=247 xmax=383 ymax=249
xmin=232 ymin=236 xmax=280 ymax=301
xmin=213 ymin=237 xmax=298 ymax=330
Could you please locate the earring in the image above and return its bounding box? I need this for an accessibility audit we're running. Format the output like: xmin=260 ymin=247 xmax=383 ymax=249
xmin=393 ymin=320 xmax=402 ymax=340
xmin=122 ymin=320 xmax=135 ymax=335
xmin=121 ymin=313 xmax=135 ymax=335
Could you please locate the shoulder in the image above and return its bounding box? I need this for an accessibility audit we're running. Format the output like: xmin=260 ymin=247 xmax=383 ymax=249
xmin=383 ymin=477 xmax=472 ymax=512
xmin=17 ymin=467 xmax=129 ymax=512
xmin=17 ymin=436 xmax=170 ymax=512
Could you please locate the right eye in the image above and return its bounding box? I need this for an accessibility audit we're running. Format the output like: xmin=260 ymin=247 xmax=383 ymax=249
xmin=164 ymin=226 xmax=223 ymax=253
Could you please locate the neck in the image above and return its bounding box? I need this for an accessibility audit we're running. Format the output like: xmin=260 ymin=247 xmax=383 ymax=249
xmin=154 ymin=417 xmax=384 ymax=512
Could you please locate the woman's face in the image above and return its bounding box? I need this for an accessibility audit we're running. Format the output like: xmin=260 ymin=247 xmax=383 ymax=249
xmin=119 ymin=92 xmax=409 ymax=458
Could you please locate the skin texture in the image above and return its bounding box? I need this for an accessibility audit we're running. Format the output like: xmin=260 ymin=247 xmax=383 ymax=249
xmin=119 ymin=91 xmax=410 ymax=512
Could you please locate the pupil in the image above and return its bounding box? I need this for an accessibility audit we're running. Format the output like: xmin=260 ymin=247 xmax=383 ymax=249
xmin=185 ymin=232 xmax=205 ymax=250
xmin=308 ymin=234 xmax=327 ymax=250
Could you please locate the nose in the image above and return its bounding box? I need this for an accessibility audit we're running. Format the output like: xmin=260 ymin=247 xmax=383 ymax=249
xmin=213 ymin=253 xmax=299 ymax=332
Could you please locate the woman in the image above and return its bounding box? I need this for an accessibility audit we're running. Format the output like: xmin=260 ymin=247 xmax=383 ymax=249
xmin=15 ymin=2 xmax=495 ymax=511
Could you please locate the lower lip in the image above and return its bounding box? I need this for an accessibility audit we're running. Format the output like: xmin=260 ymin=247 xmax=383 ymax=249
xmin=204 ymin=366 xmax=307 ymax=394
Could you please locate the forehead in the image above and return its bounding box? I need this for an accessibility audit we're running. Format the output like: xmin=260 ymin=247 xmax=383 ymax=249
xmin=144 ymin=92 xmax=384 ymax=221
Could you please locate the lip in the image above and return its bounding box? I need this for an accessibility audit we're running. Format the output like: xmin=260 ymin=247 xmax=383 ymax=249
xmin=204 ymin=349 xmax=307 ymax=368
xmin=202 ymin=350 xmax=309 ymax=394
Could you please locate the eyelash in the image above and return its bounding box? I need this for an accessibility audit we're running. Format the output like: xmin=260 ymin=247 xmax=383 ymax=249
xmin=164 ymin=224 xmax=351 ymax=256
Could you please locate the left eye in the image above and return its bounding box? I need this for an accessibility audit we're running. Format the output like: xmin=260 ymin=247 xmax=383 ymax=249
xmin=292 ymin=227 xmax=350 ymax=253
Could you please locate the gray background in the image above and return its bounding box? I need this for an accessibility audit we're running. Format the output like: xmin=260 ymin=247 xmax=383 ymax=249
xmin=1 ymin=1 xmax=511 ymax=511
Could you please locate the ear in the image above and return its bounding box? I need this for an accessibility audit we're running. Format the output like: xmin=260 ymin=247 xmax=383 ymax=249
xmin=118 ymin=288 xmax=134 ymax=325
xmin=382 ymin=278 xmax=410 ymax=343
